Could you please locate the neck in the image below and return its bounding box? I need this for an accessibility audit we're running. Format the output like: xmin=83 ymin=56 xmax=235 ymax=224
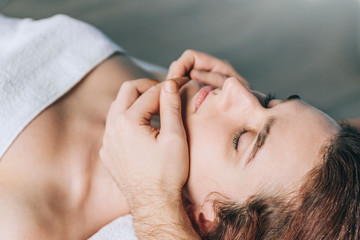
xmin=48 ymin=53 xmax=155 ymax=237
xmin=0 ymin=54 xmax=154 ymax=238
xmin=35 ymin=111 xmax=128 ymax=238
xmin=48 ymin=74 xmax=131 ymax=237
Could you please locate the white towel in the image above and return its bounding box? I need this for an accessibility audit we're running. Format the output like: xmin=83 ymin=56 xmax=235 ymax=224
xmin=89 ymin=215 xmax=137 ymax=240
xmin=0 ymin=14 xmax=168 ymax=239
xmin=0 ymin=14 xmax=122 ymax=158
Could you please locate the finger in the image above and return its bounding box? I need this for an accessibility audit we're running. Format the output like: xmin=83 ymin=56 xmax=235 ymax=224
xmin=167 ymin=49 xmax=239 ymax=79
xmin=115 ymin=78 xmax=159 ymax=113
xmin=167 ymin=60 xmax=179 ymax=79
xmin=235 ymin=75 xmax=250 ymax=90
xmin=128 ymin=84 xmax=161 ymax=124
xmin=168 ymin=76 xmax=191 ymax=89
xmin=190 ymin=70 xmax=227 ymax=88
xmin=159 ymin=80 xmax=186 ymax=136
xmin=128 ymin=77 xmax=190 ymax=124
xmin=190 ymin=69 xmax=250 ymax=89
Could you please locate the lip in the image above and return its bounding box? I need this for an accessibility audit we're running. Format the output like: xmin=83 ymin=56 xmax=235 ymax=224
xmin=194 ymin=85 xmax=214 ymax=111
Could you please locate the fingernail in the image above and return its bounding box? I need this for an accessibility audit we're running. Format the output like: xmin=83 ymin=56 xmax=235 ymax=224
xmin=164 ymin=80 xmax=178 ymax=93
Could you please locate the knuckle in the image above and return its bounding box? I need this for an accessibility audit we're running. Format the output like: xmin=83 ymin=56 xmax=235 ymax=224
xmin=222 ymin=59 xmax=231 ymax=65
xmin=120 ymin=80 xmax=133 ymax=91
xmin=119 ymin=112 xmax=131 ymax=124
xmin=183 ymin=49 xmax=195 ymax=56
xmin=162 ymin=131 xmax=183 ymax=144
xmin=182 ymin=49 xmax=196 ymax=59
xmin=166 ymin=102 xmax=181 ymax=112
xmin=117 ymin=113 xmax=133 ymax=131
xmin=151 ymin=82 xmax=162 ymax=91
xmin=169 ymin=60 xmax=177 ymax=68
xmin=214 ymin=72 xmax=226 ymax=81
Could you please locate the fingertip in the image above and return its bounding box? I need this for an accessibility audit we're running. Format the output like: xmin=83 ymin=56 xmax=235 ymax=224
xmin=190 ymin=69 xmax=200 ymax=76
xmin=163 ymin=80 xmax=178 ymax=93
xmin=190 ymin=69 xmax=202 ymax=80
xmin=167 ymin=61 xmax=177 ymax=79
xmin=227 ymin=76 xmax=239 ymax=82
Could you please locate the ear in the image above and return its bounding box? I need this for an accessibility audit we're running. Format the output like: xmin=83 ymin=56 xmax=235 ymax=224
xmin=198 ymin=200 xmax=216 ymax=234
xmin=185 ymin=199 xmax=217 ymax=235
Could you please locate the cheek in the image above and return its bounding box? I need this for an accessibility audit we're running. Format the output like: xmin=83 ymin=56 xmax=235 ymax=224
xmin=187 ymin=143 xmax=219 ymax=205
xmin=186 ymin=128 xmax=234 ymax=205
xmin=185 ymin=114 xmax=238 ymax=204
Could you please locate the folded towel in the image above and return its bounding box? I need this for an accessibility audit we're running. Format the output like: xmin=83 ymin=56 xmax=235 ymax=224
xmin=0 ymin=14 xmax=168 ymax=239
xmin=0 ymin=14 xmax=122 ymax=158
xmin=89 ymin=215 xmax=137 ymax=240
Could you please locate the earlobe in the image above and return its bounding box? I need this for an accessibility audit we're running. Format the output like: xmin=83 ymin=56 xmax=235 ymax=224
xmin=185 ymin=199 xmax=217 ymax=235
xmin=198 ymin=212 xmax=214 ymax=234
xmin=198 ymin=200 xmax=216 ymax=234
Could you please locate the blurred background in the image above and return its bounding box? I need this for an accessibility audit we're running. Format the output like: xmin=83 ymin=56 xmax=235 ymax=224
xmin=1 ymin=0 xmax=359 ymax=119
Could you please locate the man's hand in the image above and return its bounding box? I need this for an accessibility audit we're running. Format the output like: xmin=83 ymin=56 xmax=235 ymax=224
xmin=167 ymin=49 xmax=250 ymax=89
xmin=100 ymin=77 xmax=200 ymax=239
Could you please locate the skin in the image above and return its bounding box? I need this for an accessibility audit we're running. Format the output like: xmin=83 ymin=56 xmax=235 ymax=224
xmin=0 ymin=54 xmax=157 ymax=239
xmin=100 ymin=77 xmax=198 ymax=239
xmin=0 ymin=47 xmax=352 ymax=239
xmin=179 ymin=77 xmax=340 ymax=225
xmin=101 ymin=50 xmax=352 ymax=239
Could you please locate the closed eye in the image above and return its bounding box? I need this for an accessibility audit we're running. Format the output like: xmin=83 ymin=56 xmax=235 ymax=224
xmin=232 ymin=93 xmax=274 ymax=150
xmin=233 ymin=128 xmax=248 ymax=150
xmin=263 ymin=93 xmax=276 ymax=108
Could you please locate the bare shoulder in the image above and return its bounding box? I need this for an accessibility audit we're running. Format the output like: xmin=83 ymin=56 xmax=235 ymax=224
xmin=0 ymin=185 xmax=55 ymax=240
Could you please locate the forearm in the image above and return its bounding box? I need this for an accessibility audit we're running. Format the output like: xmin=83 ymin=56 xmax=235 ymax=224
xmin=130 ymin=194 xmax=200 ymax=240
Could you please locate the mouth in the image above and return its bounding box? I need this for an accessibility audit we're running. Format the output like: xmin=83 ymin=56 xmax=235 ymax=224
xmin=194 ymin=86 xmax=214 ymax=111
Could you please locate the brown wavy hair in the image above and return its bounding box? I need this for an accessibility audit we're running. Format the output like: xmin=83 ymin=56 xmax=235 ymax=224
xmin=203 ymin=123 xmax=360 ymax=240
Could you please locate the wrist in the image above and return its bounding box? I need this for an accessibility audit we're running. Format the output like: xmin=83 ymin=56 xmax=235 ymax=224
xmin=130 ymin=189 xmax=183 ymax=218
xmin=126 ymin=182 xmax=182 ymax=209
xmin=130 ymin=193 xmax=199 ymax=239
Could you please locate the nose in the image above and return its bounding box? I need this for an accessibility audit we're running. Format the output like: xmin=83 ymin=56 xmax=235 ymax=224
xmin=219 ymin=77 xmax=263 ymax=113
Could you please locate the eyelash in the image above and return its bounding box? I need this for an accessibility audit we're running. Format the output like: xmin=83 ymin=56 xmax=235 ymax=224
xmin=233 ymin=93 xmax=276 ymax=150
xmin=233 ymin=128 xmax=247 ymax=150
xmin=263 ymin=93 xmax=276 ymax=108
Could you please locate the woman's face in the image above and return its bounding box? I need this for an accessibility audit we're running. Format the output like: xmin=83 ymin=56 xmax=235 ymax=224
xmin=180 ymin=78 xmax=339 ymax=210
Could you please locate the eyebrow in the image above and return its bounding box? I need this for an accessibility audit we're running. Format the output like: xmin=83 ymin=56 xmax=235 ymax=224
xmin=245 ymin=118 xmax=276 ymax=166
xmin=244 ymin=95 xmax=301 ymax=166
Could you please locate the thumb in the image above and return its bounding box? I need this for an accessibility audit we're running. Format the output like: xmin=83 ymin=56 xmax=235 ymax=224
xmin=159 ymin=80 xmax=186 ymax=136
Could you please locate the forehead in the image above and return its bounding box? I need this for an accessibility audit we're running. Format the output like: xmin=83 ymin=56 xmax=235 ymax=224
xmin=250 ymin=101 xmax=339 ymax=190
xmin=273 ymin=101 xmax=337 ymax=155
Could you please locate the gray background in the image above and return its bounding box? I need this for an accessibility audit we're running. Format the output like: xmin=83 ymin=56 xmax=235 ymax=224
xmin=1 ymin=0 xmax=359 ymax=119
